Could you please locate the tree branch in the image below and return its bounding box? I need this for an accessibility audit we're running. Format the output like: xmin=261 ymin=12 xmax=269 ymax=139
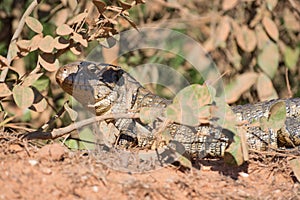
xmin=24 ymin=113 xmax=140 ymax=140
xmin=0 ymin=0 xmax=39 ymax=82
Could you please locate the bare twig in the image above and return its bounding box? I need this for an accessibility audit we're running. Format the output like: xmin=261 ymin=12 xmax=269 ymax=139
xmin=25 ymin=113 xmax=140 ymax=140
xmin=0 ymin=0 xmax=39 ymax=82
xmin=288 ymin=0 xmax=300 ymax=15
xmin=249 ymin=148 xmax=299 ymax=159
xmin=238 ymin=127 xmax=249 ymax=161
xmin=285 ymin=68 xmax=293 ymax=98
xmin=40 ymin=101 xmax=68 ymax=131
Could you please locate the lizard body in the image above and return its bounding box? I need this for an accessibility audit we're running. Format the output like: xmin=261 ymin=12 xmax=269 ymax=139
xmin=56 ymin=61 xmax=300 ymax=158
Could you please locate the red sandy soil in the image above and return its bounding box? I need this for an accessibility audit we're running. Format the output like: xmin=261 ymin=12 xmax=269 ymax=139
xmin=0 ymin=131 xmax=299 ymax=199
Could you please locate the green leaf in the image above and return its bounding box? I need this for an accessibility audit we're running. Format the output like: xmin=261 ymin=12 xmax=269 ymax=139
xmin=224 ymin=134 xmax=244 ymax=166
xmin=78 ymin=128 xmax=95 ymax=150
xmin=12 ymin=85 xmax=34 ymax=109
xmin=266 ymin=0 xmax=278 ymax=10
xmin=258 ymin=116 xmax=269 ymax=132
xmin=32 ymin=76 xmax=50 ymax=91
xmin=64 ymin=138 xmax=79 ymax=149
xmin=258 ymin=41 xmax=279 ymax=79
xmin=176 ymin=153 xmax=192 ymax=168
xmin=168 ymin=140 xmax=192 ymax=168
xmin=165 ymin=84 xmax=213 ymax=126
xmin=166 ymin=104 xmax=199 ymax=127
xmin=289 ymin=158 xmax=300 ymax=182
xmin=267 ymin=101 xmax=286 ymax=131
xmin=284 ymin=47 xmax=300 ymax=71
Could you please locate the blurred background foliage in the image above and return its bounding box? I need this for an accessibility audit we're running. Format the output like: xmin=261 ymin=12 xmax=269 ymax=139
xmin=0 ymin=0 xmax=299 ymax=133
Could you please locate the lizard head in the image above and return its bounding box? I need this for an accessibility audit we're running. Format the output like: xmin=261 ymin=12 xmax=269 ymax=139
xmin=56 ymin=61 xmax=126 ymax=115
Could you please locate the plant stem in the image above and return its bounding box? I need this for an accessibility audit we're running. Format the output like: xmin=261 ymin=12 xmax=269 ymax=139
xmin=0 ymin=0 xmax=39 ymax=82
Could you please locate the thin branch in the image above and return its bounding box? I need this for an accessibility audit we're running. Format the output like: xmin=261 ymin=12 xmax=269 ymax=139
xmin=39 ymin=101 xmax=68 ymax=131
xmin=288 ymin=0 xmax=300 ymax=15
xmin=285 ymin=68 xmax=293 ymax=98
xmin=249 ymin=148 xmax=299 ymax=159
xmin=0 ymin=0 xmax=39 ymax=82
xmin=24 ymin=113 xmax=140 ymax=140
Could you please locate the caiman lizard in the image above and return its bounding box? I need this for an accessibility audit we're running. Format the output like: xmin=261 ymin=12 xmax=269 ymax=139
xmin=56 ymin=61 xmax=300 ymax=158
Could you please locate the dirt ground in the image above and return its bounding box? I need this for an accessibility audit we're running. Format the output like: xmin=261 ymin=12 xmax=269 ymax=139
xmin=0 ymin=131 xmax=299 ymax=200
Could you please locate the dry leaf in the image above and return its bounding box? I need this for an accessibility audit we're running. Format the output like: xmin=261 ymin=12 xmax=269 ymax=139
xmin=102 ymin=44 xmax=119 ymax=65
xmin=0 ymin=55 xmax=8 ymax=67
xmin=39 ymin=35 xmax=55 ymax=53
xmin=67 ymin=12 xmax=88 ymax=25
xmin=225 ymin=72 xmax=258 ymax=103
xmin=25 ymin=16 xmax=43 ymax=33
xmin=71 ymin=32 xmax=88 ymax=47
xmin=249 ymin=7 xmax=264 ymax=28
xmin=68 ymin=0 xmax=78 ymax=11
xmin=262 ymin=16 xmax=279 ymax=41
xmin=222 ymin=0 xmax=239 ymax=11
xmin=119 ymin=1 xmax=132 ymax=10
xmin=203 ymin=37 xmax=215 ymax=52
xmin=38 ymin=53 xmax=59 ymax=72
xmin=0 ymin=83 xmax=12 ymax=97
xmin=255 ymin=24 xmax=269 ymax=49
xmin=93 ymin=0 xmax=106 ymax=13
xmin=256 ymin=73 xmax=278 ymax=101
xmin=56 ymin=24 xmax=74 ymax=36
xmin=16 ymin=40 xmax=31 ymax=51
xmin=289 ymin=159 xmax=300 ymax=182
xmin=216 ymin=16 xmax=231 ymax=47
xmin=70 ymin=45 xmax=82 ymax=55
xmin=64 ymin=103 xmax=78 ymax=121
xmin=283 ymin=8 xmax=300 ymax=32
xmin=32 ymin=98 xmax=48 ymax=112
xmin=236 ymin=25 xmax=257 ymax=52
xmin=53 ymin=37 xmax=70 ymax=50
xmin=30 ymin=34 xmax=43 ymax=51
xmin=22 ymin=73 xmax=43 ymax=87
xmin=52 ymin=8 xmax=69 ymax=26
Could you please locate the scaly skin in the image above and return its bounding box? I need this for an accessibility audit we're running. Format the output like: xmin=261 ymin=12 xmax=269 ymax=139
xmin=56 ymin=61 xmax=300 ymax=158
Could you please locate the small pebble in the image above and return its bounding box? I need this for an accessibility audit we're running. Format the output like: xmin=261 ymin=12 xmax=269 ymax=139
xmin=239 ymin=172 xmax=249 ymax=178
xmin=28 ymin=159 xmax=39 ymax=166
xmin=92 ymin=186 xmax=99 ymax=192
xmin=202 ymin=166 xmax=212 ymax=171
xmin=41 ymin=167 xmax=52 ymax=175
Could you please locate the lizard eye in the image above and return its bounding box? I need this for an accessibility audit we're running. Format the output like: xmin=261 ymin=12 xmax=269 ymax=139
xmin=88 ymin=64 xmax=97 ymax=73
